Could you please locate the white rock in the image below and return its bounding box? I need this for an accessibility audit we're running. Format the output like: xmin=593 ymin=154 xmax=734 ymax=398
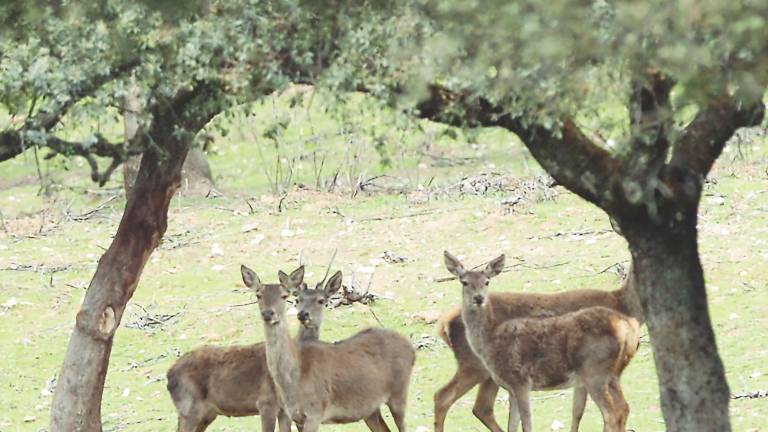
xmin=550 ymin=419 xmax=565 ymax=430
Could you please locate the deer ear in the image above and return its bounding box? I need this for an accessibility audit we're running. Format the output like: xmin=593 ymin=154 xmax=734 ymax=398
xmin=325 ymin=271 xmax=343 ymax=296
xmin=444 ymin=251 xmax=466 ymax=277
xmin=484 ymin=254 xmax=505 ymax=278
xmin=290 ymin=265 xmax=305 ymax=284
xmin=241 ymin=265 xmax=261 ymax=291
xmin=277 ymin=270 xmax=290 ymax=286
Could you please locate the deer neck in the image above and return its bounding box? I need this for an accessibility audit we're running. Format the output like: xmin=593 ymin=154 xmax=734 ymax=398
xmin=262 ymin=318 xmax=301 ymax=404
xmin=617 ymin=265 xmax=645 ymax=324
xmin=297 ymin=324 xmax=320 ymax=342
xmin=461 ymin=299 xmax=500 ymax=361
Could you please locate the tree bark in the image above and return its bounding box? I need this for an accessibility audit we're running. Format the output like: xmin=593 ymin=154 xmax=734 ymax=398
xmin=49 ymin=133 xmax=189 ymax=431
xmin=622 ymin=220 xmax=730 ymax=431
xmin=50 ymin=82 xmax=221 ymax=431
xmin=121 ymin=84 xmax=216 ymax=196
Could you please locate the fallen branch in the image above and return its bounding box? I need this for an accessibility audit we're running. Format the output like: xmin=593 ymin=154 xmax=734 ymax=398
xmin=66 ymin=195 xmax=118 ymax=222
xmin=358 ymin=209 xmax=441 ymax=222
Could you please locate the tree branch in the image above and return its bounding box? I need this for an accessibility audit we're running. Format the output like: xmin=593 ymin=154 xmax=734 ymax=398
xmin=27 ymin=59 xmax=140 ymax=131
xmin=0 ymin=58 xmax=140 ymax=165
xmin=42 ymin=133 xmax=143 ymax=186
xmin=627 ymin=69 xmax=675 ymax=169
xmin=414 ymin=85 xmax=622 ymax=211
xmin=670 ymin=95 xmax=765 ymax=178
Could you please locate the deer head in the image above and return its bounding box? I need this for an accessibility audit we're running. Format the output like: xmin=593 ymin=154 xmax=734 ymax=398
xmin=444 ymin=251 xmax=505 ymax=308
xmin=295 ymin=270 xmax=342 ymax=331
xmin=240 ymin=264 xmax=305 ymax=326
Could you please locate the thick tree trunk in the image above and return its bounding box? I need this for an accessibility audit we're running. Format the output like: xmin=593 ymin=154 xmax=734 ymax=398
xmin=50 ymin=134 xmax=190 ymax=431
xmin=624 ymin=222 xmax=730 ymax=431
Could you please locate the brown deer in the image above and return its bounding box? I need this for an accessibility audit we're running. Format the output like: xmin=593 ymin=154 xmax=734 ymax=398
xmin=166 ymin=266 xmax=307 ymax=432
xmin=434 ymin=257 xmax=643 ymax=432
xmin=444 ymin=252 xmax=640 ymax=432
xmin=242 ymin=264 xmax=415 ymax=432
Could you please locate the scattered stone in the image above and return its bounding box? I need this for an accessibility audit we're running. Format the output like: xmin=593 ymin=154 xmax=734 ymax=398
xmin=410 ymin=310 xmax=441 ymax=325
xmin=382 ymin=250 xmax=409 ymax=264
xmin=411 ymin=333 xmax=442 ymax=351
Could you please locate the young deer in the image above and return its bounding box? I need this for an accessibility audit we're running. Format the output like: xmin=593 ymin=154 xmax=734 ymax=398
xmin=166 ymin=266 xmax=307 ymax=432
xmin=434 ymin=261 xmax=643 ymax=432
xmin=242 ymin=264 xmax=415 ymax=432
xmin=444 ymin=252 xmax=640 ymax=432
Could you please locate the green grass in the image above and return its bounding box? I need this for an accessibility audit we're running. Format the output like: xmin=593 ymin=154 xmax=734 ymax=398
xmin=1 ymin=97 xmax=767 ymax=431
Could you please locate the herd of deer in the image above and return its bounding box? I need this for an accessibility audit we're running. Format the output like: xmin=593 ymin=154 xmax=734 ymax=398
xmin=165 ymin=251 xmax=645 ymax=432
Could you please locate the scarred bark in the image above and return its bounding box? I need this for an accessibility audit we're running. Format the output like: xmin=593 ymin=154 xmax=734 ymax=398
xmin=50 ymin=82 xmax=220 ymax=431
xmin=50 ymin=128 xmax=188 ymax=432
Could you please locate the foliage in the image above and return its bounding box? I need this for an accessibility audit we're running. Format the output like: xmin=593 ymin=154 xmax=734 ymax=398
xmin=406 ymin=0 xmax=768 ymax=142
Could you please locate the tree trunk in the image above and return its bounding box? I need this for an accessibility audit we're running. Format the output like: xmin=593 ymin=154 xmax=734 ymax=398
xmin=123 ymin=148 xmax=215 ymax=196
xmin=121 ymin=84 xmax=215 ymax=196
xmin=50 ymin=133 xmax=190 ymax=431
xmin=623 ymin=222 xmax=730 ymax=431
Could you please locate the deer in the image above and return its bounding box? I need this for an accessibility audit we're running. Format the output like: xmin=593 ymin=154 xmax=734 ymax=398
xmin=444 ymin=251 xmax=640 ymax=432
xmin=241 ymin=264 xmax=415 ymax=432
xmin=166 ymin=266 xmax=309 ymax=432
xmin=434 ymin=256 xmax=643 ymax=432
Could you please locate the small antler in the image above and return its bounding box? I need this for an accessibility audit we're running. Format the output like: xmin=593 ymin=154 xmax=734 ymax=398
xmin=318 ymin=248 xmax=338 ymax=288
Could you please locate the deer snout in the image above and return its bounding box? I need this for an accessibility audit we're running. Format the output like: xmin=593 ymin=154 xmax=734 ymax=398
xmin=472 ymin=294 xmax=485 ymax=306
xmin=297 ymin=310 xmax=310 ymax=323
xmin=261 ymin=310 xmax=276 ymax=323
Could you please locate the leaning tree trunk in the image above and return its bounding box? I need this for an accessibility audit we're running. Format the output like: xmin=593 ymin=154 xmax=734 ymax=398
xmin=48 ymin=79 xmax=224 ymax=430
xmin=623 ymin=220 xmax=730 ymax=430
xmin=49 ymin=129 xmax=190 ymax=430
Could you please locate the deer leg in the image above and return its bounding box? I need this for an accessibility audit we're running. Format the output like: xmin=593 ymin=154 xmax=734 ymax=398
xmin=388 ymin=392 xmax=408 ymax=432
xmin=571 ymin=386 xmax=588 ymax=432
xmin=194 ymin=416 xmax=215 ymax=432
xmin=434 ymin=365 xmax=485 ymax=432
xmin=300 ymin=416 xmax=321 ymax=432
xmin=176 ymin=413 xmax=210 ymax=432
xmin=512 ymin=385 xmax=533 ymax=432
xmin=507 ymin=389 xmax=520 ymax=432
xmin=473 ymin=378 xmax=504 ymax=432
xmin=259 ymin=407 xmax=278 ymax=432
xmin=584 ymin=377 xmax=619 ymax=432
xmin=607 ymin=378 xmax=629 ymax=431
xmin=277 ymin=409 xmax=292 ymax=432
xmin=363 ymin=410 xmax=392 ymax=432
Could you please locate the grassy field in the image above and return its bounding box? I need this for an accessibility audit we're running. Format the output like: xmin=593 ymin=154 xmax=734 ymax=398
xmin=1 ymin=96 xmax=767 ymax=431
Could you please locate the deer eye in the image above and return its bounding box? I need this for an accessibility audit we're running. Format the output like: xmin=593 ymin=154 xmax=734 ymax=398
xmin=255 ymin=294 xmax=262 ymax=299
xmin=281 ymin=294 xmax=289 ymax=300
xmin=318 ymin=298 xmax=325 ymax=305
xmin=484 ymin=280 xmax=489 ymax=286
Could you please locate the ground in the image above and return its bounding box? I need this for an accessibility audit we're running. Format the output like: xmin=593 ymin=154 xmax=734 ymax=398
xmin=1 ymin=96 xmax=767 ymax=431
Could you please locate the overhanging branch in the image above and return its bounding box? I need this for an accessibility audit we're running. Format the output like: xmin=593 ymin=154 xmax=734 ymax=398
xmin=0 ymin=58 xmax=140 ymax=165
xmin=414 ymin=85 xmax=622 ymax=211
xmin=671 ymin=96 xmax=765 ymax=177
xmin=42 ymin=133 xmax=143 ymax=186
